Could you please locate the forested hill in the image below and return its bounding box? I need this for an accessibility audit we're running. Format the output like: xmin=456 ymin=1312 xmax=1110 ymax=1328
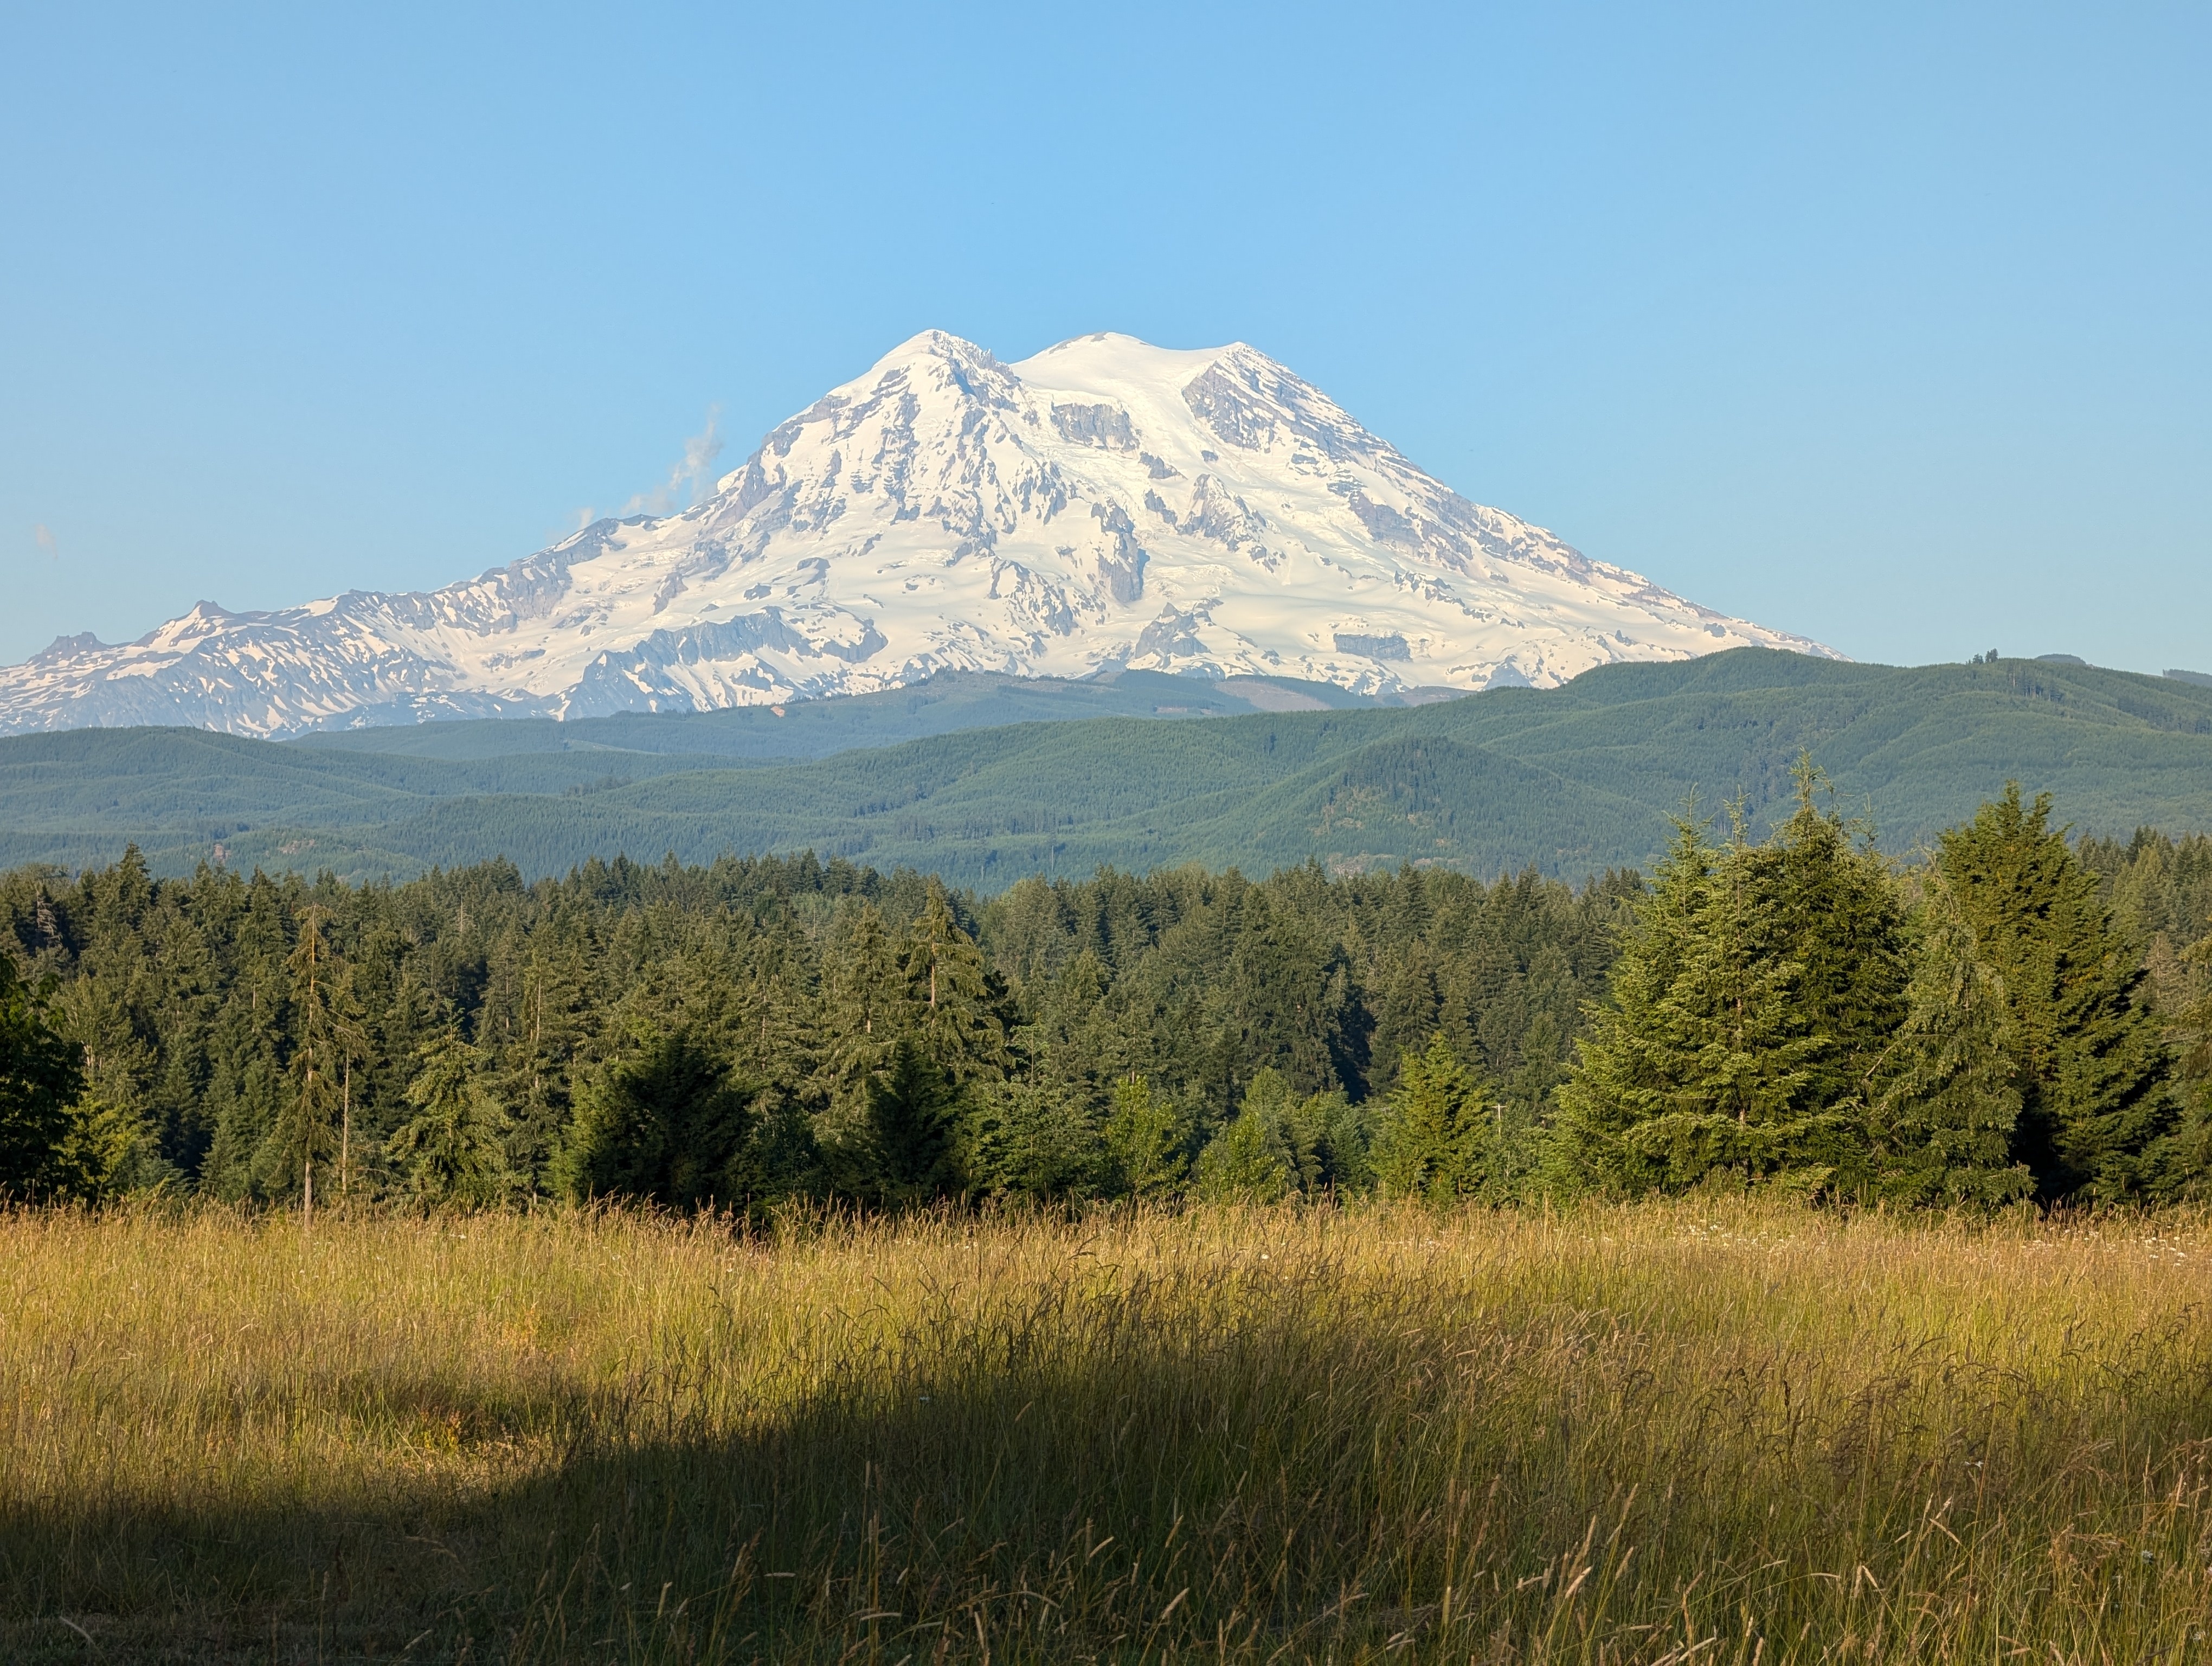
xmin=3 ymin=650 xmax=2210 ymax=886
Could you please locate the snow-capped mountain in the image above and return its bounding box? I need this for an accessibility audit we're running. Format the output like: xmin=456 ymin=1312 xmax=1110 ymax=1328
xmin=0 ymin=331 xmax=1838 ymax=737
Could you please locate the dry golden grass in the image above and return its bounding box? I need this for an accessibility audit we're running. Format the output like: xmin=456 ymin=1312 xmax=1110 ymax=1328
xmin=2 ymin=1200 xmax=2210 ymax=1663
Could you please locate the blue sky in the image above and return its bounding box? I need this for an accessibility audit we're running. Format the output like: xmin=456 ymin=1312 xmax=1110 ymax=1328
xmin=4 ymin=2 xmax=2206 ymax=673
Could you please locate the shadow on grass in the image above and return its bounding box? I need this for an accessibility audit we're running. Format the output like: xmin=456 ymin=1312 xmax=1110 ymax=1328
xmin=4 ymin=1312 xmax=1501 ymax=1663
xmin=7 ymin=1278 xmax=2212 ymax=1664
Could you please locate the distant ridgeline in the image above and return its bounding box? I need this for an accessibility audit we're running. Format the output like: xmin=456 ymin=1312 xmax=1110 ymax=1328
xmin=2 ymin=650 xmax=2212 ymax=888
xmin=1 ymin=776 xmax=2208 ymax=1210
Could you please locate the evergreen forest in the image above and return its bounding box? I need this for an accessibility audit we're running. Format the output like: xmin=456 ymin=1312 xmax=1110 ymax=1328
xmin=4 ymin=770 xmax=2209 ymax=1211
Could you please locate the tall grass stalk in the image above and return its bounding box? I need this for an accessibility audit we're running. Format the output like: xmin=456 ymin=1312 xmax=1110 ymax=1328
xmin=2 ymin=1199 xmax=2209 ymax=1662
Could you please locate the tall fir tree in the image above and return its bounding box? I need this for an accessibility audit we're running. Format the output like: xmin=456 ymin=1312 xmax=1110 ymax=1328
xmin=1868 ymin=872 xmax=2035 ymax=1205
xmin=498 ymin=925 xmax=599 ymax=1190
xmin=858 ymin=1036 xmax=963 ymax=1208
xmin=1192 ymin=1067 xmax=1362 ymax=1202
xmin=1743 ymin=760 xmax=1913 ymax=1109
xmin=1193 ymin=1099 xmax=1295 ymax=1202
xmin=821 ymin=901 xmax=908 ymax=1123
xmin=1372 ymin=1034 xmax=1491 ymax=1202
xmin=559 ymin=1030 xmax=758 ymax=1208
xmin=1555 ymin=777 xmax=1909 ymax=1195
xmin=1936 ymin=785 xmax=2174 ymax=1199
xmin=387 ymin=1027 xmax=512 ymax=1207
xmin=47 ymin=849 xmax=164 ymax=1189
xmin=963 ymin=1075 xmax=1106 ymax=1201
xmin=254 ymin=905 xmax=343 ymax=1215
xmin=1367 ymin=941 xmax=1443 ymax=1099
xmin=0 ymin=950 xmax=92 ymax=1198
xmin=2162 ymin=934 xmax=2212 ymax=1192
xmin=1552 ymin=813 xmax=1714 ymax=1194
xmin=902 ymin=882 xmax=1009 ymax=1082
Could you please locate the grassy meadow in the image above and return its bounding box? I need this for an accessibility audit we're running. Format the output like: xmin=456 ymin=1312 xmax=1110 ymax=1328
xmin=4 ymin=1201 xmax=2211 ymax=1663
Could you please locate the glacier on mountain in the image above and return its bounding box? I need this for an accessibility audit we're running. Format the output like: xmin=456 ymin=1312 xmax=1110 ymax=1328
xmin=0 ymin=331 xmax=1839 ymax=736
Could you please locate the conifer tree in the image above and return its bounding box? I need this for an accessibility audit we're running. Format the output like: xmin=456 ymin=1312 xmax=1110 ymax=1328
xmin=1307 ymin=1092 xmax=1378 ymax=1195
xmin=1555 ymin=777 xmax=1906 ymax=1196
xmin=1868 ymin=873 xmax=2034 ymax=1205
xmin=1636 ymin=807 xmax=1834 ymax=1189
xmin=1493 ymin=1011 xmax=1562 ymax=1193
xmin=1368 ymin=943 xmax=1443 ymax=1099
xmin=500 ymin=928 xmax=597 ymax=1189
xmin=256 ymin=905 xmax=343 ymax=1216
xmin=727 ymin=916 xmax=827 ymax=1198
xmin=858 ymin=1035 xmax=963 ymax=1207
xmin=321 ymin=959 xmax=370 ymax=1204
xmin=902 ymin=882 xmax=1009 ymax=1081
xmin=963 ymin=1076 xmax=1105 ymax=1200
xmin=560 ymin=1030 xmax=757 ymax=1208
xmin=1198 ymin=1067 xmax=1351 ymax=1203
xmin=1552 ymin=815 xmax=1715 ymax=1194
xmin=739 ymin=914 xmax=821 ymax=1092
xmin=1018 ymin=947 xmax=1130 ymax=1104
xmin=2162 ymin=935 xmax=2212 ymax=1191
xmin=387 ymin=1028 xmax=512 ymax=1207
xmin=1937 ymin=785 xmax=2174 ymax=1198
xmin=44 ymin=852 xmax=167 ymax=1189
xmin=1372 ymin=1035 xmax=1490 ymax=1201
xmin=0 ymin=951 xmax=92 ymax=1198
xmin=49 ymin=970 xmax=160 ymax=1193
xmin=1746 ymin=760 xmax=1912 ymax=1109
xmin=2178 ymin=947 xmax=2211 ymax=1082
xmin=822 ymin=902 xmax=907 ymax=1117
xmin=1225 ymin=1068 xmax=1374 ymax=1196
xmin=1219 ymin=892 xmax=1356 ymax=1097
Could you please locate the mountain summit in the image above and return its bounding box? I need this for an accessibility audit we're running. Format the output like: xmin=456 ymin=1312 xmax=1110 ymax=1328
xmin=1 ymin=331 xmax=1837 ymax=736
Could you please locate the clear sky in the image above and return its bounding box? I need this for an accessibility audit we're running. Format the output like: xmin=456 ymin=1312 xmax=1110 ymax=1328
xmin=4 ymin=2 xmax=2206 ymax=674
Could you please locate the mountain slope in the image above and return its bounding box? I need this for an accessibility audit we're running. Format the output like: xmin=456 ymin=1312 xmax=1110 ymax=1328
xmin=5 ymin=652 xmax=2209 ymax=886
xmin=0 ymin=332 xmax=1833 ymax=738
xmin=285 ymin=668 xmax=1403 ymax=762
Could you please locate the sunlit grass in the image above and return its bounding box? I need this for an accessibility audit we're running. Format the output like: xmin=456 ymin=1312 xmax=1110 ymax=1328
xmin=3 ymin=1200 xmax=2209 ymax=1662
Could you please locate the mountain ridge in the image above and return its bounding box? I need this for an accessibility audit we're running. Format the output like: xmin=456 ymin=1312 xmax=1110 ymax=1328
xmin=0 ymin=331 xmax=1835 ymax=737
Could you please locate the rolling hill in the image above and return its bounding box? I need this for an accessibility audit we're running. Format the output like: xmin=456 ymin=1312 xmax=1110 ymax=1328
xmin=3 ymin=651 xmax=2209 ymax=886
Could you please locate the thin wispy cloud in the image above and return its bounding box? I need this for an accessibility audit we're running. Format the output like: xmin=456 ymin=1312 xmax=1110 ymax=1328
xmin=624 ymin=409 xmax=724 ymax=516
xmin=33 ymin=523 xmax=56 ymax=556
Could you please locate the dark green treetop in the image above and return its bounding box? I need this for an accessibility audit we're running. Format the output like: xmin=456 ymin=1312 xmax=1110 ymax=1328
xmin=1554 ymin=766 xmax=1914 ymax=1196
xmin=1867 ymin=869 xmax=2035 ymax=1206
xmin=0 ymin=950 xmax=91 ymax=1199
xmin=388 ymin=1027 xmax=513 ymax=1207
xmin=559 ymin=1029 xmax=759 ymax=1209
xmin=1937 ymin=784 xmax=2174 ymax=1199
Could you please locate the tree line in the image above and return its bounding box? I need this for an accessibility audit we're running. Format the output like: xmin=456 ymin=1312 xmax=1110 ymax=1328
xmin=1 ymin=767 xmax=2207 ymax=1208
